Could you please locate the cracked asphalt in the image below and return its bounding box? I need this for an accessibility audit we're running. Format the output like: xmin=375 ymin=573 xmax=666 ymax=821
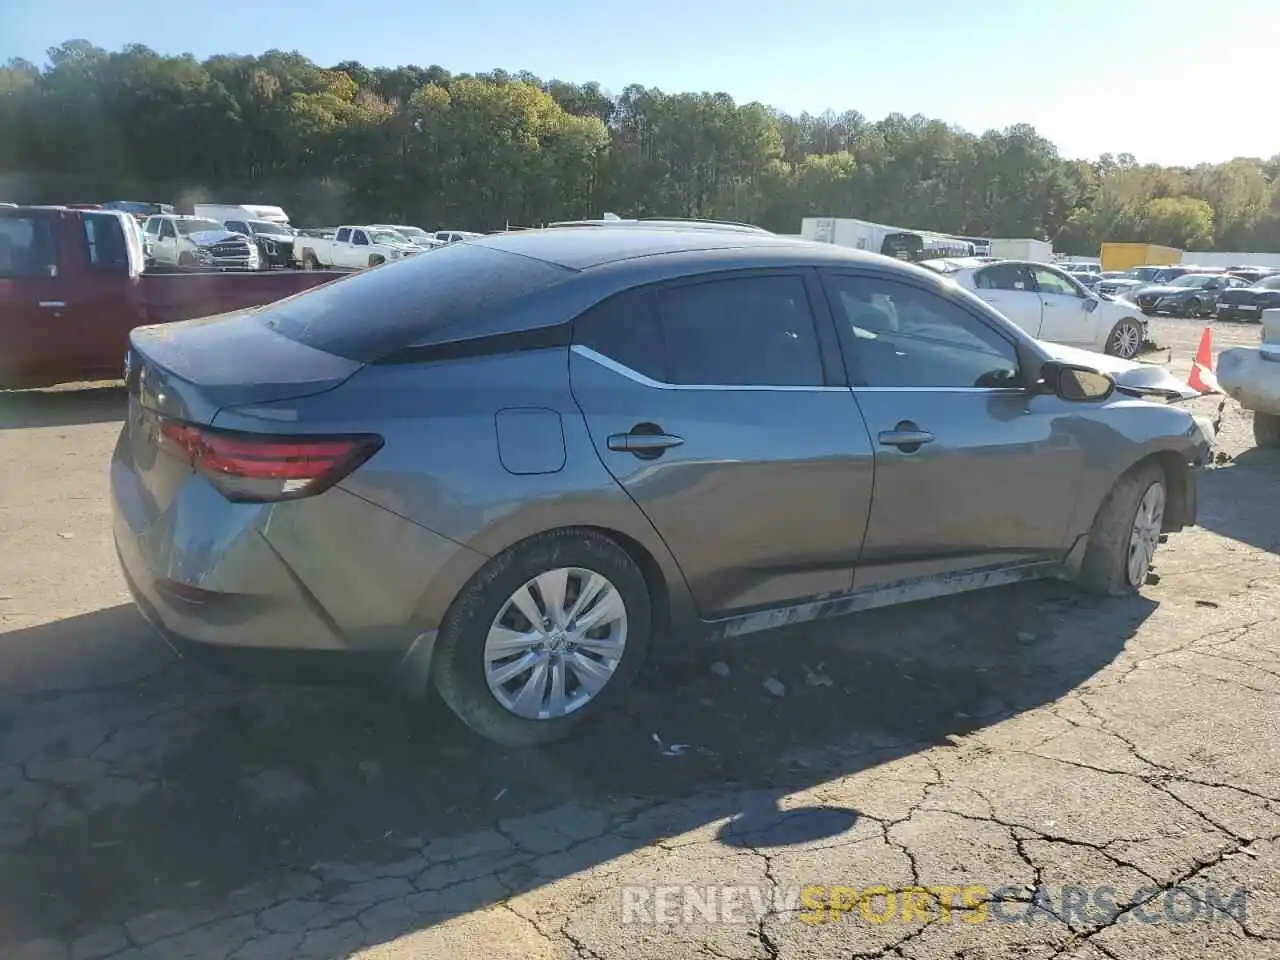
xmin=2 ymin=316 xmax=1279 ymax=959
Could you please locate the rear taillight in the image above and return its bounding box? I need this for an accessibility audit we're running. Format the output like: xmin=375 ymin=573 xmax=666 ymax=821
xmin=158 ymin=420 xmax=382 ymax=503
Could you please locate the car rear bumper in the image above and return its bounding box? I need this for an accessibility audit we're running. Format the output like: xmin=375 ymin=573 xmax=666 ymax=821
xmin=110 ymin=439 xmax=478 ymax=670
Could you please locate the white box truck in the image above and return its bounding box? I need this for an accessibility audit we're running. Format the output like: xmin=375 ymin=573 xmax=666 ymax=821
xmin=988 ymin=238 xmax=1053 ymax=262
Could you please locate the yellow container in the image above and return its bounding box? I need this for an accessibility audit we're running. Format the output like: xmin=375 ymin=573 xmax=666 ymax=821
xmin=1100 ymin=242 xmax=1184 ymax=272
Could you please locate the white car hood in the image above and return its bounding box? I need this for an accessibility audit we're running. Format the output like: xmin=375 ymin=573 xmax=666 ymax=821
xmin=1036 ymin=340 xmax=1200 ymax=401
xmin=186 ymin=229 xmax=243 ymax=246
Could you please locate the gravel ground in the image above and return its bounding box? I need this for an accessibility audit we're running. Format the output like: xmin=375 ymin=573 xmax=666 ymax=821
xmin=1 ymin=316 xmax=1278 ymax=960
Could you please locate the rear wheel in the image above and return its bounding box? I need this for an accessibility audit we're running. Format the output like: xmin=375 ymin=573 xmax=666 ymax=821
xmin=1078 ymin=462 xmax=1167 ymax=596
xmin=1183 ymin=298 xmax=1202 ymax=319
xmin=432 ymin=529 xmax=651 ymax=746
xmin=368 ymin=254 xmax=386 ymax=268
xmin=1254 ymin=411 xmax=1280 ymax=448
xmin=302 ymin=251 xmax=320 ymax=270
xmin=1106 ymin=319 xmax=1144 ymax=359
xmin=177 ymin=252 xmax=196 ymax=268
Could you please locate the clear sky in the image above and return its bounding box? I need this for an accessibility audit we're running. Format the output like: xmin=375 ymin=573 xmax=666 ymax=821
xmin=3 ymin=0 xmax=1276 ymax=167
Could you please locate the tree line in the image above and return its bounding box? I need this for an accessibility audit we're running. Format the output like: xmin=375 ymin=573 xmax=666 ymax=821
xmin=2 ymin=40 xmax=1279 ymax=255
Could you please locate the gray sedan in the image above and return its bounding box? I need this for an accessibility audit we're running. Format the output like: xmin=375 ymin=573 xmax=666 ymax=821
xmin=112 ymin=228 xmax=1212 ymax=746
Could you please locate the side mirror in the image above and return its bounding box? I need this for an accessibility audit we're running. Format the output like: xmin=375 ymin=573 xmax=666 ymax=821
xmin=1083 ymin=297 xmax=1098 ymax=312
xmin=1040 ymin=361 xmax=1115 ymax=402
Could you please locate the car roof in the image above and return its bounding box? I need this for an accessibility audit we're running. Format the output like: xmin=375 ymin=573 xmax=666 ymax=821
xmin=466 ymin=226 xmax=884 ymax=271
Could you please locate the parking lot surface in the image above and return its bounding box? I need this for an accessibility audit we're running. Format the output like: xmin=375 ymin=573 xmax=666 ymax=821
xmin=2 ymin=317 xmax=1278 ymax=960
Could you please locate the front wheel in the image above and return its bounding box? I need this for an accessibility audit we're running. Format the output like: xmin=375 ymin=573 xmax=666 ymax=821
xmin=1105 ymin=319 xmax=1144 ymax=359
xmin=432 ymin=528 xmax=652 ymax=746
xmin=1254 ymin=411 xmax=1280 ymax=448
xmin=1183 ymin=298 xmax=1202 ymax=319
xmin=1078 ymin=462 xmax=1167 ymax=596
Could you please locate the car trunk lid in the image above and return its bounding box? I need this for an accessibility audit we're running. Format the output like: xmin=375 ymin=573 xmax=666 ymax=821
xmin=127 ymin=307 xmax=363 ymax=422
xmin=123 ymin=310 xmax=365 ymax=513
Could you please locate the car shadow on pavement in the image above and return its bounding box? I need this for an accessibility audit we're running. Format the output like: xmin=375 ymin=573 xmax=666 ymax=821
xmin=0 ymin=384 xmax=127 ymax=430
xmin=0 ymin=582 xmax=1156 ymax=955
xmin=1195 ymin=448 xmax=1280 ymax=555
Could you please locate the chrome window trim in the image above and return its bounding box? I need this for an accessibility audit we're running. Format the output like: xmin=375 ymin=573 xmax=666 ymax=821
xmin=571 ymin=345 xmax=843 ymax=393
xmin=571 ymin=345 xmax=1025 ymax=395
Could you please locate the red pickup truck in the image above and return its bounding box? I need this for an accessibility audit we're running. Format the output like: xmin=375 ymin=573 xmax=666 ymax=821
xmin=0 ymin=206 xmax=345 ymax=389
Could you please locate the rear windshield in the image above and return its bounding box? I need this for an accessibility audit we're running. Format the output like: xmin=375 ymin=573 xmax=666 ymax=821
xmin=257 ymin=242 xmax=572 ymax=362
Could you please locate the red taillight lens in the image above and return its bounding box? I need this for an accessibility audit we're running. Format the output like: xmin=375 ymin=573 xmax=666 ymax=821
xmin=158 ymin=420 xmax=383 ymax=503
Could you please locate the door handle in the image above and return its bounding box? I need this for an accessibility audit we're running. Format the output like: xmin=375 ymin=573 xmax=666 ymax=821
xmin=39 ymin=301 xmax=67 ymax=308
xmin=607 ymin=429 xmax=684 ymax=458
xmin=878 ymin=422 xmax=934 ymax=452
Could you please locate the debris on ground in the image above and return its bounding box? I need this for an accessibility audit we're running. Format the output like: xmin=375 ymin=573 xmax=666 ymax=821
xmin=710 ymin=661 xmax=730 ymax=677
xmin=1195 ymin=599 xmax=1220 ymax=608
xmin=1016 ymin=631 xmax=1037 ymax=644
xmin=651 ymin=733 xmax=690 ymax=757
xmin=802 ymin=663 xmax=833 ymax=687
xmin=493 ymin=787 xmax=508 ymax=801
xmin=762 ymin=678 xmax=786 ymax=697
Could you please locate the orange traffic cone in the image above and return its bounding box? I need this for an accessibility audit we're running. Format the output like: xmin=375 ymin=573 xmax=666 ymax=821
xmin=1187 ymin=327 xmax=1220 ymax=394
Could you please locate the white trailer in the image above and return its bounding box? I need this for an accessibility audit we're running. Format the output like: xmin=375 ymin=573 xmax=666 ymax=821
xmin=801 ymin=217 xmax=894 ymax=252
xmin=193 ymin=203 xmax=292 ymax=227
xmin=1179 ymin=251 xmax=1280 ymax=269
xmin=988 ymin=238 xmax=1054 ymax=262
xmin=800 ymin=217 xmax=977 ymax=260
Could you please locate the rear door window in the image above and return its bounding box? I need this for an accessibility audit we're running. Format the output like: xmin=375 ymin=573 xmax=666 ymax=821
xmin=336 ymin=228 xmax=351 ymax=243
xmin=653 ymin=275 xmax=825 ymax=387
xmin=0 ymin=216 xmax=58 ymax=278
xmin=573 ymin=289 xmax=667 ymax=382
xmin=974 ymin=263 xmax=1035 ymax=292
xmin=82 ymin=213 xmax=130 ymax=270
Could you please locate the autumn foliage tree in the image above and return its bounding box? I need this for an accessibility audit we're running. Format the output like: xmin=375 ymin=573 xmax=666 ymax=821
xmin=3 ymin=40 xmax=1280 ymax=253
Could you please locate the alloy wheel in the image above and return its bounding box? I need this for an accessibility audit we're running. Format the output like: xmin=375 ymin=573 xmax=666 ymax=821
xmin=482 ymin=567 xmax=629 ymax=720
xmin=1127 ymin=482 xmax=1166 ymax=588
xmin=1110 ymin=322 xmax=1142 ymax=359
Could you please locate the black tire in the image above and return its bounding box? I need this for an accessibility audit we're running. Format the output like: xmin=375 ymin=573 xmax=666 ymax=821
xmin=177 ymin=252 xmax=196 ymax=268
xmin=302 ymin=251 xmax=319 ymax=270
xmin=1105 ymin=319 xmax=1144 ymax=359
xmin=1183 ymin=298 xmax=1202 ymax=319
xmin=1254 ymin=411 xmax=1280 ymax=448
xmin=1078 ymin=461 xmax=1167 ymax=597
xmin=432 ymin=528 xmax=652 ymax=746
xmin=368 ymin=254 xmax=386 ymax=268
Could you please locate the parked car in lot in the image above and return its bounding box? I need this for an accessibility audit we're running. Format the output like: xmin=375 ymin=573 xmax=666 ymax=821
xmin=369 ymin=224 xmax=445 ymax=250
xmin=1097 ymin=264 xmax=1197 ymax=300
xmin=1131 ymin=273 xmax=1251 ymax=318
xmin=221 ymin=217 xmax=298 ymax=269
xmin=1215 ymin=274 xmax=1280 ymax=321
xmin=142 ymin=214 xmax=260 ymax=270
xmin=112 ymin=228 xmax=1211 ymax=745
xmin=296 ymin=225 xmax=421 ymax=269
xmin=1225 ymin=265 xmax=1277 ymax=286
xmin=434 ymin=229 xmax=485 ymax=244
xmin=0 ymin=206 xmax=342 ymax=388
xmin=923 ymin=257 xmax=1148 ymax=358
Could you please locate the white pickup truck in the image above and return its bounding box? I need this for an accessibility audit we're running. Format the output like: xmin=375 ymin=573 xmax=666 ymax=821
xmin=296 ymin=225 xmax=421 ymax=270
